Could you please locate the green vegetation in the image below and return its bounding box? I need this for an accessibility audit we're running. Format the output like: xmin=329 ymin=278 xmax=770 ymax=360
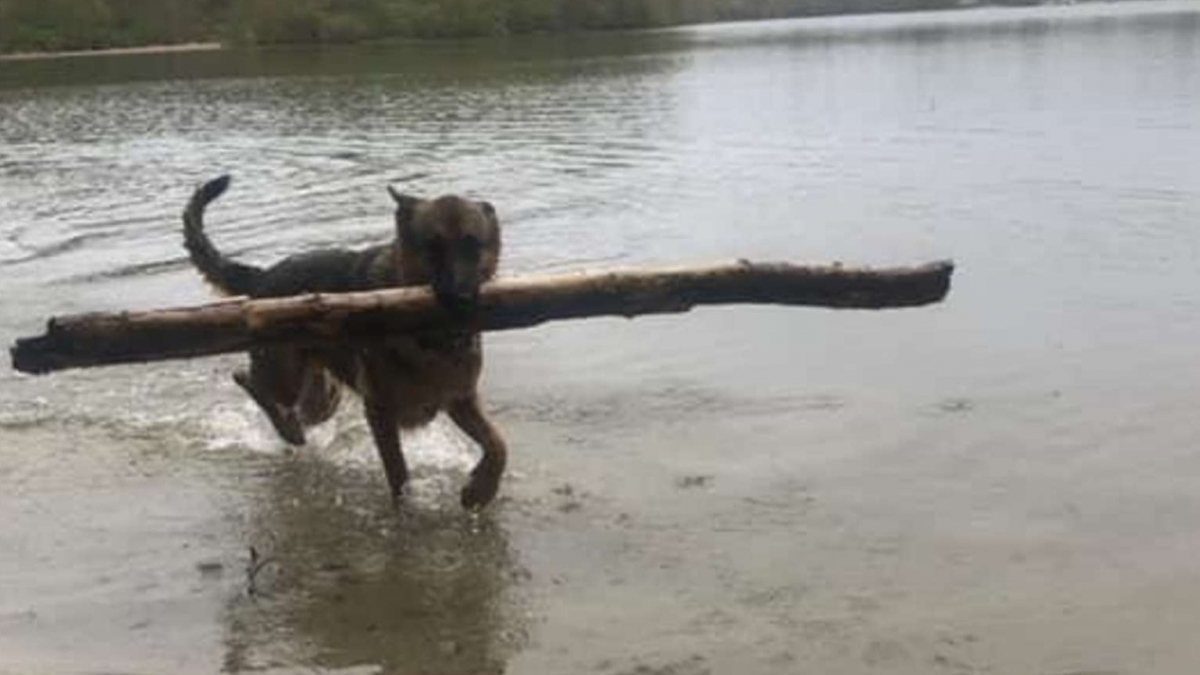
xmin=0 ymin=0 xmax=973 ymax=54
xmin=0 ymin=0 xmax=230 ymax=52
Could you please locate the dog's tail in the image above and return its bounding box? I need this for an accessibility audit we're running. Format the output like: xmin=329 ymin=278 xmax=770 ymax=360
xmin=183 ymin=175 xmax=263 ymax=295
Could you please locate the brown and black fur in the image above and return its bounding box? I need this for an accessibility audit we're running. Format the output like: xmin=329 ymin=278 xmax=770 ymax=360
xmin=183 ymin=175 xmax=506 ymax=509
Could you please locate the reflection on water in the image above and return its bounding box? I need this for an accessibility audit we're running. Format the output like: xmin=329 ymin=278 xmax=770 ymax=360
xmin=222 ymin=455 xmax=525 ymax=674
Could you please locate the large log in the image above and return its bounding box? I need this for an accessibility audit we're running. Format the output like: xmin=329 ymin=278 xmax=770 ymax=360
xmin=10 ymin=259 xmax=953 ymax=374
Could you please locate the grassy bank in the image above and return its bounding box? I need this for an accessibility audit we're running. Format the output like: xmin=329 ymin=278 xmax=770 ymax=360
xmin=0 ymin=0 xmax=228 ymax=53
xmin=1 ymin=0 xmax=1047 ymax=54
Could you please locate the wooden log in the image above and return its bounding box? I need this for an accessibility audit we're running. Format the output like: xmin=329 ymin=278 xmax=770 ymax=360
xmin=10 ymin=259 xmax=953 ymax=374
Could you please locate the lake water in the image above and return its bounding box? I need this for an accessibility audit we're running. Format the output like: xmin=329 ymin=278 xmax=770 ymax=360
xmin=2 ymin=2 xmax=1199 ymax=673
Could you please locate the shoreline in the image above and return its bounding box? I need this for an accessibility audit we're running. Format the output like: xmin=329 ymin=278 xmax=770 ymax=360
xmin=0 ymin=0 xmax=1176 ymax=63
xmin=0 ymin=42 xmax=223 ymax=63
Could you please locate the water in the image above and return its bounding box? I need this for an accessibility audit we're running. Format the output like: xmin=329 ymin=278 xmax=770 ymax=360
xmin=2 ymin=2 xmax=1199 ymax=672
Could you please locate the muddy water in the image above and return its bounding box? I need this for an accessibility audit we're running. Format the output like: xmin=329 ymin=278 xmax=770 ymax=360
xmin=2 ymin=2 xmax=1200 ymax=673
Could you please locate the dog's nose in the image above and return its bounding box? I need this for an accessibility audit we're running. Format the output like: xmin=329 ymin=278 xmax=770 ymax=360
xmin=435 ymin=287 xmax=478 ymax=314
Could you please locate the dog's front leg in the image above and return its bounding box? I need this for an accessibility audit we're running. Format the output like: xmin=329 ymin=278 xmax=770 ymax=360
xmin=448 ymin=395 xmax=508 ymax=509
xmin=359 ymin=352 xmax=409 ymax=500
xmin=364 ymin=395 xmax=408 ymax=500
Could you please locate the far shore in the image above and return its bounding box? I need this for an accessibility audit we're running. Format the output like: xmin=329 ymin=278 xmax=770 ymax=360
xmin=0 ymin=42 xmax=223 ymax=62
xmin=0 ymin=0 xmax=1174 ymax=63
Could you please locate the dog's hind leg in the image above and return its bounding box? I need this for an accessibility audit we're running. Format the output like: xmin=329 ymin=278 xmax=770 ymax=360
xmin=448 ymin=395 xmax=508 ymax=509
xmin=295 ymin=365 xmax=342 ymax=427
xmin=234 ymin=348 xmax=307 ymax=446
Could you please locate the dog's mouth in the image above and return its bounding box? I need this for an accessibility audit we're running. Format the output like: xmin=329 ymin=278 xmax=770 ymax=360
xmin=434 ymin=283 xmax=479 ymax=315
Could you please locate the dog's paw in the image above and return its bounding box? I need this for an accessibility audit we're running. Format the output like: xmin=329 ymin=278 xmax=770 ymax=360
xmin=387 ymin=482 xmax=410 ymax=508
xmin=460 ymin=472 xmax=501 ymax=510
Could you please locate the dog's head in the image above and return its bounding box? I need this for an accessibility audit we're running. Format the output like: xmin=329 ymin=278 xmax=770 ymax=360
xmin=389 ymin=186 xmax=500 ymax=312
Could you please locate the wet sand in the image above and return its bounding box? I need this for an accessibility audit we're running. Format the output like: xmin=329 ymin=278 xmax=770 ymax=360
xmin=6 ymin=349 xmax=1200 ymax=674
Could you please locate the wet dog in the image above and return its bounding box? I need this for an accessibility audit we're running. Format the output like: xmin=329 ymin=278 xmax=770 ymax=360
xmin=182 ymin=175 xmax=506 ymax=509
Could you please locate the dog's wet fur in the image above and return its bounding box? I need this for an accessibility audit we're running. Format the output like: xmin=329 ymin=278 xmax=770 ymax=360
xmin=183 ymin=175 xmax=506 ymax=509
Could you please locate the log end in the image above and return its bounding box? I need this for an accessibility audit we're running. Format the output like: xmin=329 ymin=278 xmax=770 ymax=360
xmin=924 ymin=258 xmax=955 ymax=303
xmin=10 ymin=333 xmax=62 ymax=375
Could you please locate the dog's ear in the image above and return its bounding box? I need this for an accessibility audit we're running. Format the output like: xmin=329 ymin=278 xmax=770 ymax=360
xmin=478 ymin=200 xmax=500 ymax=244
xmin=479 ymin=200 xmax=497 ymax=223
xmin=388 ymin=186 xmax=419 ymax=235
xmin=477 ymin=198 xmax=496 ymax=229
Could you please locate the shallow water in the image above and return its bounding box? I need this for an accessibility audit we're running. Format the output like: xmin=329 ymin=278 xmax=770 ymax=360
xmin=2 ymin=2 xmax=1200 ymax=673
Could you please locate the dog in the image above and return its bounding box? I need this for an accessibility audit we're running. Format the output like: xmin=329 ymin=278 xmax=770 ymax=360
xmin=182 ymin=175 xmax=506 ymax=509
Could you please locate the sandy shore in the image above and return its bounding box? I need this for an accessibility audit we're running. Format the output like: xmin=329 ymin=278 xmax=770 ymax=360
xmin=0 ymin=42 xmax=222 ymax=62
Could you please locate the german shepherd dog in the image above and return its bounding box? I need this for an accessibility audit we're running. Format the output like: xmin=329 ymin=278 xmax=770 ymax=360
xmin=182 ymin=175 xmax=506 ymax=509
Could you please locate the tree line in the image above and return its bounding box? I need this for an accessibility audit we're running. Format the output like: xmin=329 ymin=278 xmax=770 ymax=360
xmin=1 ymin=0 xmax=1001 ymax=53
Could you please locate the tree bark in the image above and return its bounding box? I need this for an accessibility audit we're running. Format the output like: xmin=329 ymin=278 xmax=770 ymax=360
xmin=10 ymin=259 xmax=953 ymax=374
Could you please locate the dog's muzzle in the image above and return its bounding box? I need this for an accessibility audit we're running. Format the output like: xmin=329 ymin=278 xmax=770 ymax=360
xmin=434 ymin=281 xmax=479 ymax=315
